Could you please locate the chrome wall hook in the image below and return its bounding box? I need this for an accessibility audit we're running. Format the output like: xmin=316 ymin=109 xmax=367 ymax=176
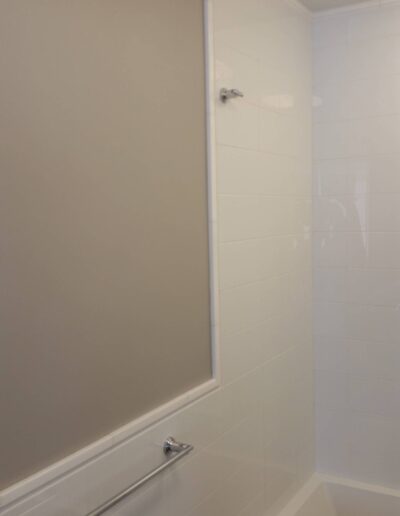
xmin=220 ymin=88 xmax=244 ymax=103
xmin=163 ymin=436 xmax=190 ymax=454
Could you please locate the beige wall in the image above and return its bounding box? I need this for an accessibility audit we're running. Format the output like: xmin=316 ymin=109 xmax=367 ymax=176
xmin=0 ymin=0 xmax=211 ymax=489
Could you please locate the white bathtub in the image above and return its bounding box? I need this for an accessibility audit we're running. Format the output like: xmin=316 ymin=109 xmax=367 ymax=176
xmin=278 ymin=475 xmax=400 ymax=516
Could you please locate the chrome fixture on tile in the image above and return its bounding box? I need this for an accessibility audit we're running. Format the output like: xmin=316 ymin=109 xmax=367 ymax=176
xmin=86 ymin=437 xmax=193 ymax=516
xmin=220 ymin=88 xmax=244 ymax=103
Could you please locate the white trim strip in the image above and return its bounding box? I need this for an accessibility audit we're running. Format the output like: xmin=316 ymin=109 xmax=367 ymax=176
xmin=0 ymin=379 xmax=219 ymax=509
xmin=320 ymin=473 xmax=400 ymax=498
xmin=204 ymin=0 xmax=221 ymax=384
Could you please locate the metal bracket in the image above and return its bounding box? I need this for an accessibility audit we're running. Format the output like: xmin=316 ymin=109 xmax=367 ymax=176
xmin=220 ymin=88 xmax=244 ymax=103
xmin=87 ymin=437 xmax=193 ymax=516
xmin=163 ymin=436 xmax=190 ymax=454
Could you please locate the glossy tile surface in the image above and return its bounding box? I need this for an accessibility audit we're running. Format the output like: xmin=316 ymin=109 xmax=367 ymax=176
xmin=215 ymin=1 xmax=314 ymax=512
xmin=313 ymin=0 xmax=400 ymax=489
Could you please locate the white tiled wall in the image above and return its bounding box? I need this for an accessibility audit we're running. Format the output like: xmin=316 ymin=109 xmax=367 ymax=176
xmin=313 ymin=0 xmax=400 ymax=489
xmin=0 ymin=1 xmax=313 ymax=515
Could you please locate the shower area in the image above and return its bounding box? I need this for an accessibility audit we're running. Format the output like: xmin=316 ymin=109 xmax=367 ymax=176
xmin=1 ymin=0 xmax=400 ymax=515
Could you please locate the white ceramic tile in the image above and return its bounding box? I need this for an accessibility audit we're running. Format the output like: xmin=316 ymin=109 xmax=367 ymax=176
xmin=314 ymin=335 xmax=347 ymax=373
xmin=315 ymin=268 xmax=400 ymax=306
xmin=217 ymin=145 xmax=311 ymax=197
xmin=218 ymin=238 xmax=278 ymax=289
xmin=313 ymin=43 xmax=348 ymax=87
xmin=216 ymin=146 xmax=265 ymax=195
xmin=297 ymin=443 xmax=315 ymax=489
xmin=346 ymin=6 xmax=382 ymax=44
xmin=264 ymin=438 xmax=299 ymax=516
xmin=259 ymin=312 xmax=297 ymax=363
xmin=105 ymin=476 xmax=171 ymax=516
xmin=348 ymin=232 xmax=400 ymax=269
xmin=316 ymin=407 xmax=350 ymax=477
xmin=314 ymin=3 xmax=400 ymax=490
xmin=348 ymin=413 xmax=400 ymax=462
xmin=0 ymin=472 xmax=88 ymax=516
xmin=168 ymin=447 xmax=234 ymax=516
xmin=315 ymin=301 xmax=400 ymax=343
xmin=346 ymin=37 xmax=393 ymax=81
xmin=212 ymin=0 xmax=262 ymax=59
xmin=215 ymin=44 xmax=261 ymax=108
xmin=313 ymin=121 xmax=351 ymax=160
xmin=312 ymin=13 xmax=348 ymax=50
xmin=313 ymin=231 xmax=348 ymax=268
xmin=315 ymin=370 xmax=348 ymax=412
xmin=349 ymin=377 xmax=400 ymax=418
xmin=313 ymin=300 xmax=347 ymax=340
xmin=220 ymin=324 xmax=264 ymax=385
xmin=186 ymin=462 xmax=263 ymax=516
xmin=219 ymin=274 xmax=286 ymax=336
xmin=313 ymin=195 xmax=366 ymax=232
xmin=345 ymin=304 xmax=400 ymax=343
xmin=218 ymin=195 xmax=281 ymax=242
xmin=369 ymin=115 xmax=400 ymax=156
xmin=236 ymin=493 xmax=265 ymax=516
xmin=347 ymin=338 xmax=400 ymax=381
xmin=262 ymin=349 xmax=301 ymax=444
xmin=369 ymin=194 xmax=400 ymax=231
xmin=170 ymin=390 xmax=225 ymax=453
xmin=40 ymin=468 xmax=100 ymax=516
xmin=379 ymin=5 xmax=400 ymax=37
xmin=260 ymin=6 xmax=307 ymax=79
xmin=369 ymin=155 xmax=400 ymax=193
xmin=220 ymin=367 xmax=263 ymax=431
xmin=347 ymin=447 xmax=400 ymax=488
xmin=259 ymin=66 xmax=294 ymax=114
xmin=313 ymin=157 xmax=370 ymax=197
xmin=345 ymin=77 xmax=379 ymax=119
xmin=220 ymin=305 xmax=301 ymax=385
xmin=215 ymin=100 xmax=259 ymax=150
xmin=185 ymin=413 xmax=263 ymax=516
xmin=313 ymin=79 xmax=348 ymax=123
xmin=259 ymin=109 xmax=291 ymax=156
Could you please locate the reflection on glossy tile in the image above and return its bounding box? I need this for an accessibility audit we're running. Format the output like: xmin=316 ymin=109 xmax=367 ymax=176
xmin=314 ymin=2 xmax=400 ymax=490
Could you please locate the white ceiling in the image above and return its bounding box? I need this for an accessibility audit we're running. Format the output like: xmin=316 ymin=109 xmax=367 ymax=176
xmin=300 ymin=0 xmax=367 ymax=11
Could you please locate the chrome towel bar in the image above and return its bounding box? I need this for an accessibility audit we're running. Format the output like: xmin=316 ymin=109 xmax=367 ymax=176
xmin=86 ymin=437 xmax=193 ymax=516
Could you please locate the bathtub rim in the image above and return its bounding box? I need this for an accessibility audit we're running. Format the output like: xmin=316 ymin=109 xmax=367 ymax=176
xmin=277 ymin=473 xmax=400 ymax=516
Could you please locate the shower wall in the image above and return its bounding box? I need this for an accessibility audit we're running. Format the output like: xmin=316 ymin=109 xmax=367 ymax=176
xmin=0 ymin=1 xmax=313 ymax=515
xmin=313 ymin=1 xmax=400 ymax=489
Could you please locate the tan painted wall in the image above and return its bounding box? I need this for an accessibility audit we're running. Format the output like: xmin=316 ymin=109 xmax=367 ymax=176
xmin=0 ymin=0 xmax=211 ymax=489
